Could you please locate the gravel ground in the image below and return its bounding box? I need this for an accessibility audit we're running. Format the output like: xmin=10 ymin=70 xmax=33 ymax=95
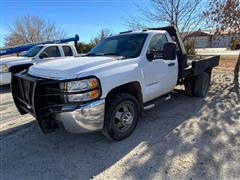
xmin=0 ymin=71 xmax=239 ymax=180
xmin=0 ymin=85 xmax=33 ymax=132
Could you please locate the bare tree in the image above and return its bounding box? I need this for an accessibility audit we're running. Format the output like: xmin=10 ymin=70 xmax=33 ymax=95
xmin=90 ymin=29 xmax=112 ymax=47
xmin=204 ymin=0 xmax=240 ymax=89
xmin=4 ymin=15 xmax=66 ymax=47
xmin=126 ymin=0 xmax=205 ymax=34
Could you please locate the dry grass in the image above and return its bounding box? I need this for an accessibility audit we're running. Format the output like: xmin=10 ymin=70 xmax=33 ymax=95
xmin=215 ymin=55 xmax=239 ymax=72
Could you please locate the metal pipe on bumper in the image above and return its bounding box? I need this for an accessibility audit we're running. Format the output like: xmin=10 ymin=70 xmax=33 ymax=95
xmin=55 ymin=99 xmax=105 ymax=133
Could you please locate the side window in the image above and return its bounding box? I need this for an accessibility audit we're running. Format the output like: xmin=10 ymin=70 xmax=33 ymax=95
xmin=63 ymin=46 xmax=73 ymax=56
xmin=40 ymin=46 xmax=61 ymax=58
xmin=148 ymin=34 xmax=168 ymax=52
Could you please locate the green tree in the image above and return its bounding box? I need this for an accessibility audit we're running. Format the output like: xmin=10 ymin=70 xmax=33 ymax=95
xmin=76 ymin=42 xmax=94 ymax=54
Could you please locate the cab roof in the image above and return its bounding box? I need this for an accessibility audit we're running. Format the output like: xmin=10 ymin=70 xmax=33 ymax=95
xmin=36 ymin=43 xmax=72 ymax=47
xmin=119 ymin=29 xmax=167 ymax=36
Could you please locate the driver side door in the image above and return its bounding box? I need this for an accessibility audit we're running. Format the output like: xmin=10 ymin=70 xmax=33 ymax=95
xmin=143 ymin=34 xmax=178 ymax=101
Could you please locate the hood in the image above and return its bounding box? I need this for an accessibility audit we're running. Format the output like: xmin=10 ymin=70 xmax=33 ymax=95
xmin=0 ymin=56 xmax=33 ymax=67
xmin=28 ymin=56 xmax=133 ymax=80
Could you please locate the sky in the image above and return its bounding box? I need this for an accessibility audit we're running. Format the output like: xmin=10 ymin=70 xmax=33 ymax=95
xmin=0 ymin=0 xmax=151 ymax=47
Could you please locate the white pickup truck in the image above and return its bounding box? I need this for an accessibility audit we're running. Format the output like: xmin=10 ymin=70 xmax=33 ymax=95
xmin=10 ymin=26 xmax=219 ymax=140
xmin=0 ymin=44 xmax=78 ymax=85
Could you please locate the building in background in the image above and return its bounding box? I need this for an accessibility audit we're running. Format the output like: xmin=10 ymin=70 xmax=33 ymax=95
xmin=185 ymin=29 xmax=240 ymax=50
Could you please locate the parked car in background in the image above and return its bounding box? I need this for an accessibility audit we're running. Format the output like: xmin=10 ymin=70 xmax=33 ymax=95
xmin=0 ymin=44 xmax=78 ymax=85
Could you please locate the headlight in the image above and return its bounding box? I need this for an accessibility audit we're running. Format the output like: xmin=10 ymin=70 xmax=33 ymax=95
xmin=0 ymin=64 xmax=9 ymax=72
xmin=60 ymin=78 xmax=101 ymax=102
xmin=67 ymin=89 xmax=101 ymax=102
xmin=62 ymin=78 xmax=98 ymax=92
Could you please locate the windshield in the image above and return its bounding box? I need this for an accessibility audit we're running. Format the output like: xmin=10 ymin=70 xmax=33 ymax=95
xmin=87 ymin=33 xmax=148 ymax=58
xmin=23 ymin=46 xmax=43 ymax=57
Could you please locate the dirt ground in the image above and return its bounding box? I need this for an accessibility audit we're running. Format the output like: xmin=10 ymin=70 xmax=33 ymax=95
xmin=0 ymin=56 xmax=239 ymax=180
xmin=215 ymin=55 xmax=239 ymax=72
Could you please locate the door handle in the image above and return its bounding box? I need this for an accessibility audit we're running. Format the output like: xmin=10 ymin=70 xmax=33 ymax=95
xmin=168 ymin=63 xmax=175 ymax=66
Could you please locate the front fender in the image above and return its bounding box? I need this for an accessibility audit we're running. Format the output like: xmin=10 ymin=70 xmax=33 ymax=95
xmin=97 ymin=64 xmax=144 ymax=99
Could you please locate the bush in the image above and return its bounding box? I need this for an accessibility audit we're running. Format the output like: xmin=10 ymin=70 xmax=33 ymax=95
xmin=76 ymin=42 xmax=94 ymax=54
xmin=184 ymin=38 xmax=196 ymax=55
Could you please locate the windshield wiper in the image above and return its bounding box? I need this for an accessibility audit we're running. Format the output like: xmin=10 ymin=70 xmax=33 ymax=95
xmin=97 ymin=53 xmax=126 ymax=58
xmin=85 ymin=53 xmax=98 ymax=56
xmin=99 ymin=53 xmax=121 ymax=56
xmin=85 ymin=53 xmax=126 ymax=58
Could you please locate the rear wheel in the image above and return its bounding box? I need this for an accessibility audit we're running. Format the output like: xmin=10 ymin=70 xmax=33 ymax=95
xmin=184 ymin=80 xmax=193 ymax=96
xmin=193 ymin=72 xmax=210 ymax=98
xmin=103 ymin=93 xmax=139 ymax=141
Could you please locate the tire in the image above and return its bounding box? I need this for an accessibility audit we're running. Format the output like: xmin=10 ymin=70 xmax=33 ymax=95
xmin=184 ymin=80 xmax=193 ymax=96
xmin=193 ymin=72 xmax=210 ymax=98
xmin=102 ymin=93 xmax=140 ymax=141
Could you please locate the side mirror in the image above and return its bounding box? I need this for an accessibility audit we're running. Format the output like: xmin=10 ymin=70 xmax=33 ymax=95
xmin=163 ymin=42 xmax=176 ymax=60
xmin=146 ymin=49 xmax=156 ymax=61
xmin=39 ymin=52 xmax=48 ymax=59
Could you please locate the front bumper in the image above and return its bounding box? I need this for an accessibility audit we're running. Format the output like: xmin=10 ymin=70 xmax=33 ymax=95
xmin=12 ymin=71 xmax=104 ymax=134
xmin=0 ymin=72 xmax=11 ymax=85
xmin=55 ymin=99 xmax=105 ymax=133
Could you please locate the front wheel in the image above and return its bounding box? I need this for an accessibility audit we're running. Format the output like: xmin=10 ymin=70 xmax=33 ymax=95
xmin=103 ymin=93 xmax=139 ymax=141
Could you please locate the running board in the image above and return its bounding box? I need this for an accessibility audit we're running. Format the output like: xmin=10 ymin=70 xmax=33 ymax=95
xmin=143 ymin=93 xmax=172 ymax=110
xmin=144 ymin=104 xmax=155 ymax=110
xmin=164 ymin=94 xmax=171 ymax=100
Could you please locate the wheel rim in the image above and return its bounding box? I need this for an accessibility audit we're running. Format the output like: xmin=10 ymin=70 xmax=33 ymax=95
xmin=113 ymin=103 xmax=135 ymax=132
